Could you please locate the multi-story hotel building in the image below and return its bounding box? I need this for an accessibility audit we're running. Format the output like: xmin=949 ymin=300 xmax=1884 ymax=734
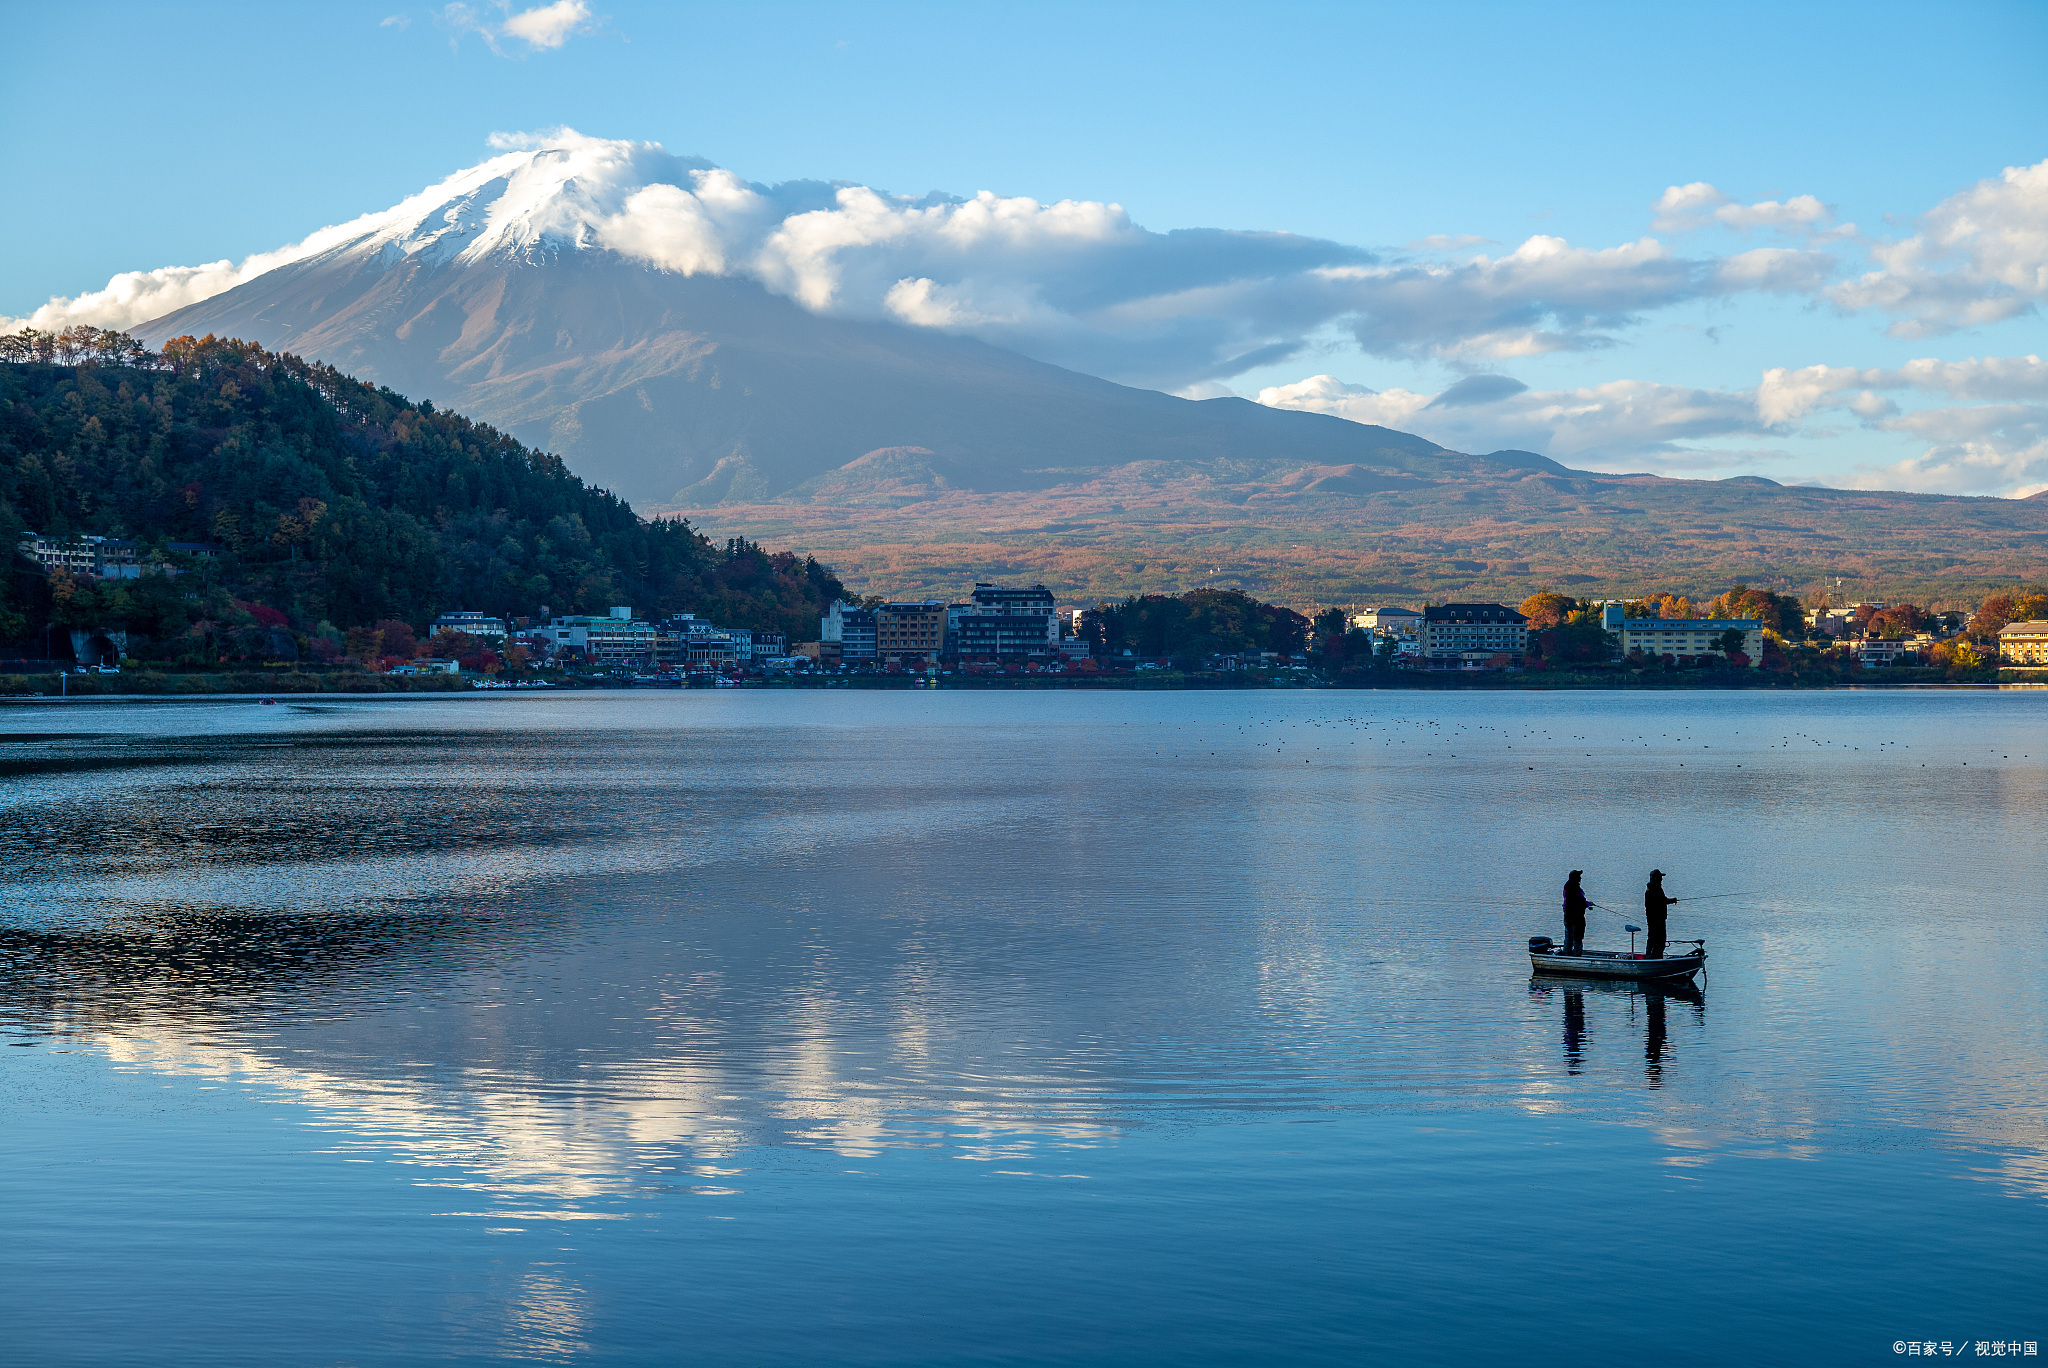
xmin=1999 ymin=620 xmax=2048 ymax=665
xmin=877 ymin=601 xmax=947 ymax=663
xmin=541 ymin=608 xmax=656 ymax=664
xmin=1600 ymin=603 xmax=1763 ymax=666
xmin=1419 ymin=604 xmax=1529 ymax=667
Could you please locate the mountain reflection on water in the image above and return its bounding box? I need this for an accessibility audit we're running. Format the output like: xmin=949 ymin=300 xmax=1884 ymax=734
xmin=2 ymin=690 xmax=2046 ymax=1366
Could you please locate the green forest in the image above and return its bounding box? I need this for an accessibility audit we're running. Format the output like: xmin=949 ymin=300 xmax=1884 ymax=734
xmin=0 ymin=330 xmax=845 ymax=663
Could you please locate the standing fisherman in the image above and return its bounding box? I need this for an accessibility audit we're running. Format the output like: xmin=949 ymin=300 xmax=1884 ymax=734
xmin=1562 ymin=871 xmax=1589 ymax=955
xmin=1644 ymin=870 xmax=1676 ymax=959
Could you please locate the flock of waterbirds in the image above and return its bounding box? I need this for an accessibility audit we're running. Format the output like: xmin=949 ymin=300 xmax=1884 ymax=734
xmin=1119 ymin=712 xmax=2027 ymax=767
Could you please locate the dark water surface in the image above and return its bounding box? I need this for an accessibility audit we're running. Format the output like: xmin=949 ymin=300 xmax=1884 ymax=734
xmin=2 ymin=689 xmax=2043 ymax=1366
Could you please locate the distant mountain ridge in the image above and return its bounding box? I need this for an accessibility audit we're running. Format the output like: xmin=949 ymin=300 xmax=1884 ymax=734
xmin=127 ymin=139 xmax=2048 ymax=604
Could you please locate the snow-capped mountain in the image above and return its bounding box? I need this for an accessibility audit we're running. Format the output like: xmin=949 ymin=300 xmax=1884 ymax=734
xmin=134 ymin=132 xmax=1558 ymax=509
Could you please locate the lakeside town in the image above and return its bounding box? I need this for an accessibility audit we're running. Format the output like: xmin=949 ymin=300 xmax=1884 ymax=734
xmin=9 ymin=530 xmax=2048 ymax=692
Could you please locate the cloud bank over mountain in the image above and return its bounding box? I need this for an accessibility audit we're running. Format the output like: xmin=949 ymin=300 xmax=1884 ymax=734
xmin=19 ymin=130 xmax=2034 ymax=379
xmin=1259 ymin=352 xmax=2048 ymax=497
xmin=8 ymin=130 xmax=2046 ymax=492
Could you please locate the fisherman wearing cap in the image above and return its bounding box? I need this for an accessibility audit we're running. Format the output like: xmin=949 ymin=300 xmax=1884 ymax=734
xmin=1643 ymin=870 xmax=1676 ymax=959
xmin=1561 ymin=871 xmax=1589 ymax=955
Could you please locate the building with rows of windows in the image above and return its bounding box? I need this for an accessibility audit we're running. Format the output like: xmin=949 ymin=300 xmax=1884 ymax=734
xmin=877 ymin=602 xmax=947 ymax=663
xmin=1599 ymin=603 xmax=1763 ymax=667
xmin=1419 ymin=603 xmax=1529 ymax=668
xmin=1999 ymin=620 xmax=2048 ymax=665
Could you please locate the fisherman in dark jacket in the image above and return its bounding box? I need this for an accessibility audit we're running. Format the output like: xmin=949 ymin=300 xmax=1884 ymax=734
xmin=1644 ymin=870 xmax=1676 ymax=959
xmin=1562 ymin=871 xmax=1589 ymax=955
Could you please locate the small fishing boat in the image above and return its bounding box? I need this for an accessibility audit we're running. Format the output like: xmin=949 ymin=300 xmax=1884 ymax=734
xmin=1527 ymin=936 xmax=1705 ymax=981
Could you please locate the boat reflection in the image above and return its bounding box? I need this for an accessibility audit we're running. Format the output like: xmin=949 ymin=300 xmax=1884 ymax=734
xmin=1529 ymin=974 xmax=1705 ymax=1089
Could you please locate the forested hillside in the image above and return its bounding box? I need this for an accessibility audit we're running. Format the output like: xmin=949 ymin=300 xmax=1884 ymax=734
xmin=0 ymin=330 xmax=844 ymax=659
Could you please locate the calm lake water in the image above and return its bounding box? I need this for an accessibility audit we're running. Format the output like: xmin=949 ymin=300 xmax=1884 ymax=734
xmin=2 ymin=688 xmax=2044 ymax=1366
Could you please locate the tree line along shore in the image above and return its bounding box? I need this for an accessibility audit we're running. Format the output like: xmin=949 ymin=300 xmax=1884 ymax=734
xmin=2 ymin=329 xmax=2043 ymax=695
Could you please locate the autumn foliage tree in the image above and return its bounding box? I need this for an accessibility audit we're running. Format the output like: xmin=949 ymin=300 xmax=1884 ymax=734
xmin=1865 ymin=604 xmax=1927 ymax=638
xmin=1626 ymin=593 xmax=1696 ymax=620
xmin=1517 ymin=592 xmax=1574 ymax=630
xmin=1703 ymin=584 xmax=1804 ymax=637
xmin=1967 ymin=590 xmax=2048 ymax=640
xmin=0 ymin=332 xmax=846 ymax=655
xmin=1525 ymin=604 xmax=1615 ymax=669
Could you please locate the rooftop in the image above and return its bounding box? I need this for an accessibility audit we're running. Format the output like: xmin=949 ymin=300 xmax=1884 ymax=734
xmin=1424 ymin=603 xmax=1528 ymax=623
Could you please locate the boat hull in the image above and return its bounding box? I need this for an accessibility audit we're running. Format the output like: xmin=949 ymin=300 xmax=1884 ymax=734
xmin=1529 ymin=949 xmax=1704 ymax=980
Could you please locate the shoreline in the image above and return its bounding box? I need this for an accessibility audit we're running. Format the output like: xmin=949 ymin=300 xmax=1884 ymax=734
xmin=3 ymin=668 xmax=2040 ymax=698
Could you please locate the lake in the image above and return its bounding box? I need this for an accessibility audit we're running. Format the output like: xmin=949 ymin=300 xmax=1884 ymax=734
xmin=2 ymin=688 xmax=2043 ymax=1366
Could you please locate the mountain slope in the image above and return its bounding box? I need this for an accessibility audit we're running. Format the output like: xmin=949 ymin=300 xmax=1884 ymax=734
xmin=138 ymin=251 xmax=1555 ymax=510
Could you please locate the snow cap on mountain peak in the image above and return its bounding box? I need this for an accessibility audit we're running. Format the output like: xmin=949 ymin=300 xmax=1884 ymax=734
xmin=7 ymin=128 xmax=1336 ymax=388
xmin=341 ymin=130 xmax=746 ymax=268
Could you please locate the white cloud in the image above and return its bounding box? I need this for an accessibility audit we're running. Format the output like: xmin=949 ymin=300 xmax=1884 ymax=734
xmin=441 ymin=0 xmax=594 ymax=55
xmin=1256 ymin=375 xmax=1435 ymax=430
xmin=1714 ymin=246 xmax=1835 ymax=292
xmin=1653 ymin=182 xmax=1841 ymax=237
xmin=1715 ymin=196 xmax=1830 ymax=232
xmin=502 ymin=0 xmax=590 ymax=48
xmin=1651 ymin=183 xmax=1726 ymax=230
xmin=380 ymin=14 xmax=411 ymax=29
xmin=1827 ymin=157 xmax=2048 ymax=338
xmin=1184 ymin=232 xmax=1828 ymax=372
xmin=1756 ymin=353 xmax=2048 ymax=495
xmin=1843 ymin=404 xmax=2048 ymax=495
xmin=1757 ymin=354 xmax=2048 ymax=423
xmin=1263 ymin=353 xmax=2048 ymax=494
xmin=1258 ymin=372 xmax=1771 ymax=470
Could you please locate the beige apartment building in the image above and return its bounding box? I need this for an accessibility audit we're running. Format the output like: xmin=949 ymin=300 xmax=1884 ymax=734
xmin=1999 ymin=620 xmax=2048 ymax=665
xmin=878 ymin=601 xmax=947 ymax=663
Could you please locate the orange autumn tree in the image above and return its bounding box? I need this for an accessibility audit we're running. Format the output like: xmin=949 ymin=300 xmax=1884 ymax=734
xmin=1702 ymin=584 xmax=1796 ymax=634
xmin=1968 ymin=590 xmax=2048 ymax=639
xmin=1518 ymin=592 xmax=1575 ymax=630
xmin=1628 ymin=593 xmax=1695 ymax=620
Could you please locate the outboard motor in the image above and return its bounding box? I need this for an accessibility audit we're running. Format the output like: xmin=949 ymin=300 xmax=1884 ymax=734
xmin=1528 ymin=936 xmax=1556 ymax=953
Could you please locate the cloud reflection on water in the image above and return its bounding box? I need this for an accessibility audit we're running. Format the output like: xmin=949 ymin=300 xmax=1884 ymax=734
xmin=4 ymin=691 xmax=2048 ymax=1218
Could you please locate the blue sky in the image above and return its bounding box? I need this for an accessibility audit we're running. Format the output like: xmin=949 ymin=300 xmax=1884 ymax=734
xmin=5 ymin=0 xmax=2046 ymax=491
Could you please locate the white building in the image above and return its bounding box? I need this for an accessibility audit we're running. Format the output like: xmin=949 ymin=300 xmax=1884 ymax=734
xmin=1602 ymin=603 xmax=1763 ymax=666
xmin=1350 ymin=606 xmax=1423 ymax=638
xmin=1849 ymin=637 xmax=1913 ymax=667
xmin=18 ymin=534 xmax=141 ymax=578
xmin=430 ymin=611 xmax=509 ymax=640
xmin=541 ymin=607 xmax=655 ymax=663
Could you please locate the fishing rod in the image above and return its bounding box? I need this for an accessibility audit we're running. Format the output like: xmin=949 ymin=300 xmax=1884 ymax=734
xmin=1672 ymin=890 xmax=1763 ymax=903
